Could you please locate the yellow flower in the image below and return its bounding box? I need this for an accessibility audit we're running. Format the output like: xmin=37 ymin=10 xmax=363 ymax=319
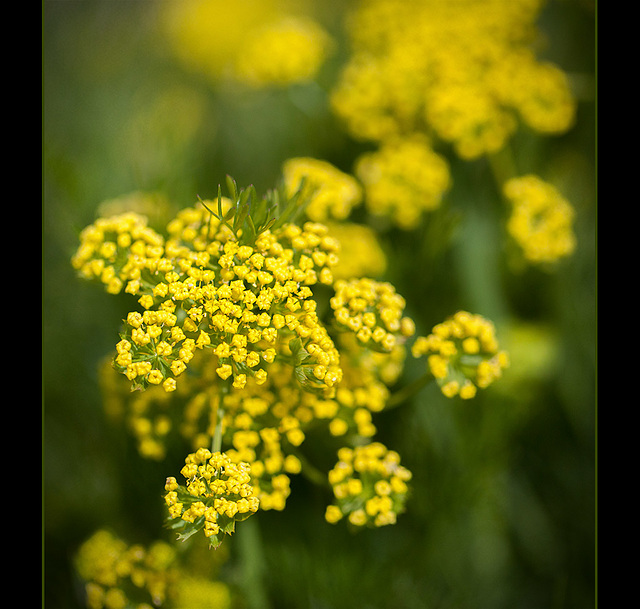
xmin=326 ymin=443 xmax=411 ymax=528
xmin=234 ymin=16 xmax=332 ymax=87
xmin=325 ymin=504 xmax=343 ymax=523
xmin=503 ymin=174 xmax=576 ymax=265
xmin=355 ymin=135 xmax=451 ymax=229
xmin=412 ymin=310 xmax=509 ymax=398
xmin=75 ymin=530 xmax=178 ymax=608
xmin=331 ymin=0 xmax=575 ymax=158
xmin=282 ymin=157 xmax=363 ymax=222
xmin=331 ymin=278 xmax=414 ymax=352
xmin=165 ymin=450 xmax=259 ymax=548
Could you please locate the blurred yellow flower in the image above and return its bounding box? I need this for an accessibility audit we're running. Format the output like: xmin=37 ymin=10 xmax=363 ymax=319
xmin=331 ymin=0 xmax=575 ymax=159
xmin=355 ymin=135 xmax=451 ymax=228
xmin=161 ymin=0 xmax=331 ymax=88
xmin=503 ymin=174 xmax=576 ymax=265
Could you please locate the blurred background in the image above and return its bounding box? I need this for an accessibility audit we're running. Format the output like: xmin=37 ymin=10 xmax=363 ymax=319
xmin=43 ymin=1 xmax=596 ymax=608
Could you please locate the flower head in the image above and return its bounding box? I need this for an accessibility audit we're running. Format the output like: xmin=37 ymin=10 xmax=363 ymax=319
xmin=282 ymin=157 xmax=363 ymax=222
xmin=165 ymin=449 xmax=259 ymax=548
xmin=74 ymin=529 xmax=178 ymax=608
xmin=355 ymin=135 xmax=451 ymax=229
xmin=503 ymin=174 xmax=576 ymax=265
xmin=71 ymin=212 xmax=165 ymax=295
xmin=325 ymin=443 xmax=412 ymax=528
xmin=74 ymin=179 xmax=346 ymax=396
xmin=234 ymin=16 xmax=332 ymax=87
xmin=412 ymin=311 xmax=509 ymax=398
xmin=331 ymin=0 xmax=575 ymax=159
xmin=161 ymin=1 xmax=331 ymax=89
xmin=330 ymin=278 xmax=415 ymax=353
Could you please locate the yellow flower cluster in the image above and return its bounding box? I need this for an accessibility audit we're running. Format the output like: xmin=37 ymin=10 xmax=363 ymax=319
xmin=73 ymin=179 xmax=426 ymax=534
xmin=330 ymin=278 xmax=415 ymax=353
xmin=73 ymin=200 xmax=345 ymax=395
xmin=161 ymin=0 xmax=331 ymax=88
xmin=325 ymin=443 xmax=412 ymax=528
xmin=164 ymin=449 xmax=259 ymax=547
xmin=331 ymin=0 xmax=575 ymax=159
xmin=503 ymin=174 xmax=576 ymax=265
xmin=282 ymin=157 xmax=363 ymax=222
xmin=74 ymin=529 xmax=178 ymax=609
xmin=234 ymin=16 xmax=332 ymax=87
xmin=354 ymin=135 xmax=451 ymax=229
xmin=71 ymin=211 xmax=165 ymax=295
xmin=412 ymin=311 xmax=509 ymax=399
xmin=102 ymin=332 xmax=408 ymax=517
xmin=326 ymin=221 xmax=387 ymax=281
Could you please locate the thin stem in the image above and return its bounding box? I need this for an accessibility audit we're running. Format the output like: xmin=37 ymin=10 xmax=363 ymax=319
xmin=386 ymin=372 xmax=433 ymax=410
xmin=212 ymin=386 xmax=228 ymax=454
xmin=212 ymin=406 xmax=224 ymax=454
xmin=238 ymin=516 xmax=270 ymax=609
xmin=487 ymin=143 xmax=518 ymax=189
xmin=291 ymin=448 xmax=330 ymax=489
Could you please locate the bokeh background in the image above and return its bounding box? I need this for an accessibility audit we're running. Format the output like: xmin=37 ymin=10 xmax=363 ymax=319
xmin=43 ymin=1 xmax=596 ymax=608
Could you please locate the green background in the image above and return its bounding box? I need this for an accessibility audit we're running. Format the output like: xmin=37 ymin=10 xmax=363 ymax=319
xmin=43 ymin=1 xmax=596 ymax=608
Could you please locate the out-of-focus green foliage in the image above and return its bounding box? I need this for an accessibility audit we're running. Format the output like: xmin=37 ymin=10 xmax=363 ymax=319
xmin=43 ymin=1 xmax=595 ymax=608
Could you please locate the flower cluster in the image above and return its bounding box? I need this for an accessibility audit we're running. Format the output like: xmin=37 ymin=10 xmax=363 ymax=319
xmin=73 ymin=173 xmax=509 ymax=554
xmin=330 ymin=278 xmax=415 ymax=353
xmin=282 ymin=157 xmax=363 ymax=223
xmin=75 ymin=528 xmax=234 ymax=609
xmin=503 ymin=174 xmax=576 ymax=265
xmin=325 ymin=443 xmax=412 ymax=528
xmin=331 ymin=0 xmax=575 ymax=159
xmin=233 ymin=16 xmax=331 ymax=87
xmin=326 ymin=221 xmax=387 ymax=280
xmin=71 ymin=211 xmax=165 ymax=296
xmin=74 ymin=187 xmax=346 ymax=396
xmin=412 ymin=311 xmax=509 ymax=399
xmin=164 ymin=449 xmax=259 ymax=548
xmin=161 ymin=0 xmax=331 ymax=88
xmin=74 ymin=529 xmax=179 ymax=609
xmin=354 ymin=135 xmax=451 ymax=229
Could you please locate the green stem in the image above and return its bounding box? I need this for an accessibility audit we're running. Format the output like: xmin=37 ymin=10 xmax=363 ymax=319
xmin=238 ymin=516 xmax=270 ymax=609
xmin=291 ymin=448 xmax=330 ymax=489
xmin=212 ymin=385 xmax=229 ymax=454
xmin=487 ymin=144 xmax=518 ymax=189
xmin=212 ymin=407 xmax=224 ymax=454
xmin=386 ymin=372 xmax=433 ymax=409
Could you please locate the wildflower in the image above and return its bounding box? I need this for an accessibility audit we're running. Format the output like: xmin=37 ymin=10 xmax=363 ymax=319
xmin=330 ymin=0 xmax=575 ymax=159
xmin=326 ymin=443 xmax=411 ymax=528
xmin=161 ymin=0 xmax=330 ymax=89
xmin=74 ymin=175 xmax=350 ymax=397
xmin=330 ymin=278 xmax=415 ymax=353
xmin=412 ymin=310 xmax=509 ymax=398
xmin=234 ymin=17 xmax=332 ymax=87
xmin=164 ymin=449 xmax=259 ymax=548
xmin=503 ymin=174 xmax=576 ymax=265
xmin=355 ymin=135 xmax=451 ymax=229
xmin=327 ymin=221 xmax=387 ymax=280
xmin=71 ymin=212 xmax=165 ymax=295
xmin=282 ymin=157 xmax=363 ymax=222
xmin=74 ymin=529 xmax=178 ymax=609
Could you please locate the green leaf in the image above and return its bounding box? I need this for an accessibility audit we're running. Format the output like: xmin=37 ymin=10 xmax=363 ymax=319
xmin=233 ymin=187 xmax=253 ymax=232
xmin=293 ymin=365 xmax=326 ymax=395
xmin=208 ymin=534 xmax=224 ymax=550
xmin=225 ymin=175 xmax=238 ymax=201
